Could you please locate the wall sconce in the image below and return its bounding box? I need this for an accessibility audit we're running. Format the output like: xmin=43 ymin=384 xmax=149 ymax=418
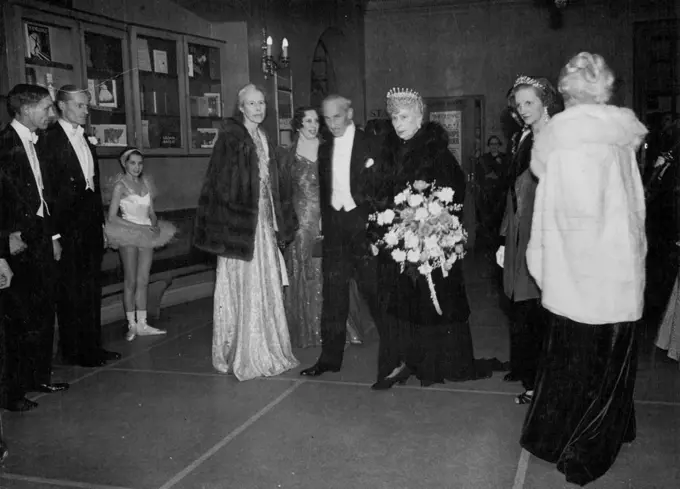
xmin=261 ymin=29 xmax=290 ymax=79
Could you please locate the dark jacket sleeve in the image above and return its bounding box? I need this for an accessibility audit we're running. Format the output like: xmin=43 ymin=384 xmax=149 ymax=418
xmin=0 ymin=169 xmax=8 ymax=258
xmin=193 ymin=128 xmax=259 ymax=259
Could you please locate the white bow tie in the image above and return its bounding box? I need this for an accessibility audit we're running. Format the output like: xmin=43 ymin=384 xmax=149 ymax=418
xmin=29 ymin=132 xmax=38 ymax=144
xmin=70 ymin=125 xmax=84 ymax=138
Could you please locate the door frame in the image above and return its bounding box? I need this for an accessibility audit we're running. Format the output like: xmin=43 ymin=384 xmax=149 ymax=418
xmin=424 ymin=95 xmax=485 ymax=249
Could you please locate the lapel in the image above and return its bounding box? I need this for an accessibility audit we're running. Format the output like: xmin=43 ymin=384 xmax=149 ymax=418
xmin=52 ymin=122 xmax=88 ymax=188
xmin=319 ymin=137 xmax=334 ymax=193
xmin=5 ymin=126 xmax=41 ymax=212
xmin=348 ymin=130 xmax=363 ymax=190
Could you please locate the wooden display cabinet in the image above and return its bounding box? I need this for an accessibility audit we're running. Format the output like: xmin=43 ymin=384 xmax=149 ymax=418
xmin=81 ymin=24 xmax=134 ymax=155
xmin=130 ymin=27 xmax=186 ymax=155
xmin=185 ymin=36 xmax=227 ymax=155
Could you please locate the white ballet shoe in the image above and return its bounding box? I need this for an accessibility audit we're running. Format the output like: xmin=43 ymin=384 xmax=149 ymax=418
xmin=125 ymin=322 xmax=137 ymax=342
xmin=136 ymin=321 xmax=167 ymax=336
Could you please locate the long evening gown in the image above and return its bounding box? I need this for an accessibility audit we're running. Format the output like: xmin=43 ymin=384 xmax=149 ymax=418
xmin=212 ymin=129 xmax=299 ymax=380
xmin=656 ymin=272 xmax=680 ymax=362
xmin=284 ymin=154 xmax=374 ymax=348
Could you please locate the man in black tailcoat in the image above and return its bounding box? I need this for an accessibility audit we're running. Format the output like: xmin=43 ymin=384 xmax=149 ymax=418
xmin=39 ymin=85 xmax=120 ymax=367
xmin=0 ymin=84 xmax=69 ymax=411
xmin=300 ymin=94 xmax=381 ymax=376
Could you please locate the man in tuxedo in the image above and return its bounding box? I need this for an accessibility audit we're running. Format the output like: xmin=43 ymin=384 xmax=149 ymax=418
xmin=0 ymin=83 xmax=69 ymax=412
xmin=300 ymin=95 xmax=380 ymax=376
xmin=40 ymin=85 xmax=120 ymax=367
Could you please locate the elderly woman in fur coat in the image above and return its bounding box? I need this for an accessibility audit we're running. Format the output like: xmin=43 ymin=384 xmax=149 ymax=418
xmin=370 ymin=87 xmax=504 ymax=390
xmin=521 ymin=53 xmax=648 ymax=486
xmin=193 ymin=84 xmax=298 ymax=381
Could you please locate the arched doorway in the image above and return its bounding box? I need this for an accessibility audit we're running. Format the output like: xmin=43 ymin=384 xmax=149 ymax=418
xmin=310 ymin=27 xmax=365 ymax=121
xmin=310 ymin=40 xmax=335 ymax=108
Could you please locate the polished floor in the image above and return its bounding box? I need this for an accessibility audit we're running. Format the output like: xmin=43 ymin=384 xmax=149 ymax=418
xmin=1 ymin=253 xmax=678 ymax=489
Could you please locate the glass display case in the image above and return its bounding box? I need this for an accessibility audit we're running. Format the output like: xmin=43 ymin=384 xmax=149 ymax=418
xmin=22 ymin=14 xmax=80 ymax=100
xmin=187 ymin=40 xmax=223 ymax=153
xmin=131 ymin=28 xmax=185 ymax=153
xmin=83 ymin=28 xmax=130 ymax=150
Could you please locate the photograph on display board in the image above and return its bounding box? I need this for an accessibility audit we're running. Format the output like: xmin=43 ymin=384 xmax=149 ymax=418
xmin=25 ymin=23 xmax=52 ymax=62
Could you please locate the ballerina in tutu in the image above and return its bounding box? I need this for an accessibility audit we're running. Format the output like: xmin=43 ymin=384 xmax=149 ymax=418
xmin=106 ymin=148 xmax=177 ymax=340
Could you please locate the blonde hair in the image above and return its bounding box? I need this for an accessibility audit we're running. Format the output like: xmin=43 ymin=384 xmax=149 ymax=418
xmin=558 ymin=52 xmax=615 ymax=105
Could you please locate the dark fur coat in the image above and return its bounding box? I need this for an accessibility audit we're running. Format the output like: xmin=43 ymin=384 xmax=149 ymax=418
xmin=193 ymin=117 xmax=297 ymax=260
xmin=375 ymin=121 xmax=471 ymax=324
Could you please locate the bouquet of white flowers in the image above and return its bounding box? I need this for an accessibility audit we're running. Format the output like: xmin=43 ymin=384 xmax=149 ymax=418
xmin=369 ymin=180 xmax=467 ymax=315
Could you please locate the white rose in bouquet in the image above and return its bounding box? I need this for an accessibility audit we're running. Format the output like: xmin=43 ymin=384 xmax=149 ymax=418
xmin=378 ymin=209 xmax=396 ymax=225
xmin=407 ymin=249 xmax=420 ymax=263
xmin=404 ymin=231 xmax=420 ymax=249
xmin=415 ymin=207 xmax=429 ymax=222
xmin=413 ymin=180 xmax=429 ymax=191
xmin=394 ymin=189 xmax=410 ymax=204
xmin=384 ymin=230 xmax=400 ymax=246
xmin=391 ymin=249 xmax=407 ymax=262
xmin=408 ymin=194 xmax=424 ymax=208
xmin=428 ymin=202 xmax=443 ymax=216
xmin=435 ymin=187 xmax=455 ymax=203
xmin=424 ymin=235 xmax=439 ymax=250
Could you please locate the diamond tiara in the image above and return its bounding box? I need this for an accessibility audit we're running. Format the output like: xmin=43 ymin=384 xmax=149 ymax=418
xmin=386 ymin=87 xmax=422 ymax=112
xmin=513 ymin=75 xmax=545 ymax=91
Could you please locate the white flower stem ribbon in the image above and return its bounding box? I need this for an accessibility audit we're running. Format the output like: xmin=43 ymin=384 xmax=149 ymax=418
xmin=419 ymin=262 xmax=442 ymax=315
xmin=426 ymin=271 xmax=442 ymax=316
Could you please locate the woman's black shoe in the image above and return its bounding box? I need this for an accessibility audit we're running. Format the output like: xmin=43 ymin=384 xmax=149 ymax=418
xmin=371 ymin=366 xmax=411 ymax=390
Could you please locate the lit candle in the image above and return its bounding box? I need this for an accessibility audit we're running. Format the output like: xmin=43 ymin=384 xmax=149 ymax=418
xmin=266 ymin=36 xmax=272 ymax=57
xmin=282 ymin=38 xmax=289 ymax=58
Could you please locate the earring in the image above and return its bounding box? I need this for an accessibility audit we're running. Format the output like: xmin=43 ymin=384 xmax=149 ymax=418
xmin=543 ymin=107 xmax=549 ymax=122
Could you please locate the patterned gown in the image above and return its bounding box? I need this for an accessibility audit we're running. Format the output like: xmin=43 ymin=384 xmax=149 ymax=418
xmin=656 ymin=272 xmax=680 ymax=362
xmin=284 ymin=154 xmax=372 ymax=348
xmin=212 ymin=128 xmax=299 ymax=380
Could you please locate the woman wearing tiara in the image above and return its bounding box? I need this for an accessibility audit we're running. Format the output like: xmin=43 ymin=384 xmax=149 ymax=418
xmin=496 ymin=75 xmax=562 ymax=405
xmin=522 ymin=53 xmax=647 ymax=486
xmin=370 ymin=87 xmax=505 ymax=390
xmin=106 ymin=148 xmax=176 ymax=339
xmin=280 ymin=106 xmax=374 ymax=347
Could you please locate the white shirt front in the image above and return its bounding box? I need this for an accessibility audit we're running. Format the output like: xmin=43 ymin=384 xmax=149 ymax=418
xmin=58 ymin=118 xmax=95 ymax=190
xmin=331 ymin=122 xmax=356 ymax=211
xmin=11 ymin=119 xmax=48 ymax=217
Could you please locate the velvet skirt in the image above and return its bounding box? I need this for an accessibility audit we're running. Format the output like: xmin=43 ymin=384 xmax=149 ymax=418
xmin=520 ymin=310 xmax=637 ymax=486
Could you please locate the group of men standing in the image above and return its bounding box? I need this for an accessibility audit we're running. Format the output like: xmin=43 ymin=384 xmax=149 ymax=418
xmin=0 ymin=83 xmax=119 ymax=413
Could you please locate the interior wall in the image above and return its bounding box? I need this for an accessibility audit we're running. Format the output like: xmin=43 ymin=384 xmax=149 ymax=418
xmin=245 ymin=0 xmax=367 ymax=133
xmin=365 ymin=0 xmax=637 ymax=146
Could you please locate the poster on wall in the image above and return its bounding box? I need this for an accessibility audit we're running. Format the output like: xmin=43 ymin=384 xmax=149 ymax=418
xmin=429 ymin=110 xmax=462 ymax=162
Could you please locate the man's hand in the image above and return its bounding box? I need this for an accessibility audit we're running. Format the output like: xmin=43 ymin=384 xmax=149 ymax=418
xmin=9 ymin=231 xmax=27 ymax=255
xmin=0 ymin=258 xmax=13 ymax=289
xmin=53 ymin=239 xmax=62 ymax=261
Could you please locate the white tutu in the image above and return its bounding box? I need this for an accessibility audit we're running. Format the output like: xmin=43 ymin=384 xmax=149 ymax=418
xmin=105 ymin=219 xmax=177 ymax=249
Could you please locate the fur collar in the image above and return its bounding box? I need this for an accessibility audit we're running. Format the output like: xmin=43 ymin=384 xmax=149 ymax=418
xmin=384 ymin=121 xmax=450 ymax=156
xmin=222 ymin=117 xmax=250 ymax=141
xmin=532 ymin=104 xmax=647 ymax=177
